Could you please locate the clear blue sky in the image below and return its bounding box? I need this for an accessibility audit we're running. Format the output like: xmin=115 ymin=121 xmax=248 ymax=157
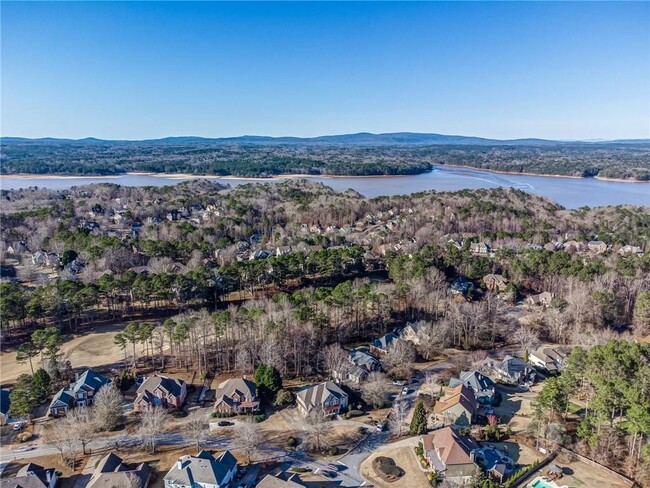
xmin=2 ymin=1 xmax=649 ymax=140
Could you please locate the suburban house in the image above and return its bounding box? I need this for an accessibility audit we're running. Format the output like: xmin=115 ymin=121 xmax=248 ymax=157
xmin=470 ymin=242 xmax=491 ymax=255
xmin=433 ymin=384 xmax=478 ymax=426
xmin=164 ymin=450 xmax=237 ymax=488
xmin=587 ymin=240 xmax=608 ymax=254
xmin=0 ymin=389 xmax=10 ymax=425
xmin=48 ymin=369 xmax=110 ymax=417
xmin=529 ymin=347 xmax=570 ymax=373
xmin=619 ymin=245 xmax=643 ymax=255
xmin=525 ymin=291 xmax=554 ymax=307
xmin=296 ymin=381 xmax=349 ymax=416
xmin=421 ymin=427 xmax=480 ymax=480
xmin=213 ymin=378 xmax=260 ymax=415
xmin=450 ymin=277 xmax=475 ymax=296
xmin=256 ymin=474 xmax=305 ymax=487
xmin=334 ymin=347 xmax=381 ymax=384
xmin=449 ymin=371 xmax=496 ymax=405
xmin=87 ymin=453 xmax=151 ymax=488
xmin=482 ymin=274 xmax=508 ymax=292
xmin=0 ymin=463 xmax=58 ymax=488
xmin=397 ymin=322 xmax=431 ymax=346
xmin=564 ymin=240 xmax=586 ymax=253
xmin=369 ymin=332 xmax=400 ymax=356
xmin=485 ymin=355 xmax=536 ymax=386
xmin=134 ymin=375 xmax=187 ymax=412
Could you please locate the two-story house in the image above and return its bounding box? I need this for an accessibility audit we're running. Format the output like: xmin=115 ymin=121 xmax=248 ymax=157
xmin=296 ymin=381 xmax=348 ymax=416
xmin=213 ymin=378 xmax=260 ymax=415
xmin=449 ymin=370 xmax=496 ymax=405
xmin=433 ymin=384 xmax=478 ymax=426
xmin=48 ymin=369 xmax=110 ymax=417
xmin=1 ymin=463 xmax=58 ymax=488
xmin=421 ymin=427 xmax=479 ymax=481
xmin=134 ymin=375 xmax=187 ymax=412
xmin=163 ymin=450 xmax=237 ymax=488
xmin=87 ymin=453 xmax=151 ymax=488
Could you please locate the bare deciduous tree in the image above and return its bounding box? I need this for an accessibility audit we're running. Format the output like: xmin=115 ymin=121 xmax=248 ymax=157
xmin=320 ymin=344 xmax=350 ymax=380
xmin=184 ymin=410 xmax=209 ymax=453
xmin=138 ymin=407 xmax=167 ymax=454
xmin=383 ymin=341 xmax=416 ymax=379
xmin=389 ymin=399 xmax=409 ymax=437
xmin=234 ymin=418 xmax=263 ymax=464
xmin=43 ymin=420 xmax=76 ymax=466
xmin=302 ymin=409 xmax=330 ymax=453
xmin=362 ymin=372 xmax=390 ymax=408
xmin=93 ymin=383 xmax=123 ymax=432
xmin=67 ymin=407 xmax=97 ymax=455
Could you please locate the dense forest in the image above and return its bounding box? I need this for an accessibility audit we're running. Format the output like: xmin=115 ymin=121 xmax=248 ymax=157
xmin=2 ymin=137 xmax=649 ymax=180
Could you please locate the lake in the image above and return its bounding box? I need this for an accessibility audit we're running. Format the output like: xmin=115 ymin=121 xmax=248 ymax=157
xmin=1 ymin=165 xmax=648 ymax=208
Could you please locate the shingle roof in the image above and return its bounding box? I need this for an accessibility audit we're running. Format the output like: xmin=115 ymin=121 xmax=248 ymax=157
xmin=0 ymin=389 xmax=10 ymax=416
xmin=49 ymin=369 xmax=109 ymax=410
xmin=422 ymin=427 xmax=479 ymax=467
xmin=214 ymin=378 xmax=257 ymax=405
xmin=256 ymin=474 xmax=305 ymax=487
xmin=164 ymin=450 xmax=237 ymax=488
xmin=370 ymin=332 xmax=399 ymax=351
xmin=296 ymin=381 xmax=347 ymax=410
xmin=449 ymin=371 xmax=495 ymax=399
xmin=136 ymin=375 xmax=185 ymax=405
xmin=433 ymin=384 xmax=477 ymax=416
xmin=87 ymin=453 xmax=151 ymax=488
xmin=1 ymin=464 xmax=55 ymax=488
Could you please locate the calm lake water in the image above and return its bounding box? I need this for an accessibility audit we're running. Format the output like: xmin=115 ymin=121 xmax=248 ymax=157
xmin=1 ymin=165 xmax=648 ymax=209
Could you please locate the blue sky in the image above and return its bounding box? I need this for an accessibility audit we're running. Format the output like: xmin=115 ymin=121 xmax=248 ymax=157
xmin=2 ymin=1 xmax=649 ymax=140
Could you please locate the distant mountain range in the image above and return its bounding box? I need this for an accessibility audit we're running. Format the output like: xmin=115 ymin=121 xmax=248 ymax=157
xmin=2 ymin=132 xmax=649 ymax=146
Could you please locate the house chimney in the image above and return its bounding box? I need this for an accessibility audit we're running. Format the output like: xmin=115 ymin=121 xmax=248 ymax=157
xmin=75 ymin=372 xmax=80 ymax=381
xmin=177 ymin=459 xmax=184 ymax=470
xmin=46 ymin=470 xmax=51 ymax=483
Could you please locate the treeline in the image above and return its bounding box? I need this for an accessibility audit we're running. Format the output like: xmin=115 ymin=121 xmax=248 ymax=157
xmin=2 ymin=139 xmax=649 ymax=179
xmin=534 ymin=340 xmax=650 ymax=485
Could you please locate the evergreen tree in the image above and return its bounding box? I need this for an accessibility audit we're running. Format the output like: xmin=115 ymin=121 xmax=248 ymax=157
xmin=254 ymin=364 xmax=282 ymax=401
xmin=409 ymin=399 xmax=428 ymax=435
xmin=10 ymin=374 xmax=35 ymax=417
xmin=31 ymin=368 xmax=52 ymax=403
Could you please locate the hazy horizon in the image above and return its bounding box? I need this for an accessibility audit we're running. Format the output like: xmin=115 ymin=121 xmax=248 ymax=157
xmin=2 ymin=1 xmax=649 ymax=140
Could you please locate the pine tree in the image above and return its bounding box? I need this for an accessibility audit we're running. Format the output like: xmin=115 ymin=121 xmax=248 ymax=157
xmin=409 ymin=399 xmax=428 ymax=435
xmin=255 ymin=363 xmax=282 ymax=401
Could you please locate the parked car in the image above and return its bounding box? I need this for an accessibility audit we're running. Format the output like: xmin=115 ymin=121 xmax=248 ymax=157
xmin=392 ymin=380 xmax=407 ymax=386
xmin=376 ymin=422 xmax=386 ymax=432
xmin=217 ymin=421 xmax=234 ymax=427
xmin=401 ymin=387 xmax=410 ymax=395
xmin=13 ymin=445 xmax=34 ymax=452
xmin=12 ymin=421 xmax=25 ymax=431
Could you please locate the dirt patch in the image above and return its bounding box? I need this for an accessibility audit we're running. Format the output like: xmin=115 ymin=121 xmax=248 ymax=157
xmin=555 ymin=452 xmax=631 ymax=488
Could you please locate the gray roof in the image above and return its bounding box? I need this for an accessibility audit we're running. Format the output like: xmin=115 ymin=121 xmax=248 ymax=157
xmin=1 ymin=464 xmax=55 ymax=488
xmin=0 ymin=389 xmax=10 ymax=416
xmin=214 ymin=378 xmax=258 ymax=407
xmin=256 ymin=474 xmax=305 ymax=487
xmin=136 ymin=375 xmax=185 ymax=405
xmin=349 ymin=348 xmax=380 ymax=370
xmin=449 ymin=371 xmax=495 ymax=398
xmin=164 ymin=450 xmax=237 ymax=488
xmin=87 ymin=453 xmax=151 ymax=488
xmin=296 ymin=381 xmax=347 ymax=410
xmin=49 ymin=369 xmax=109 ymax=410
xmin=370 ymin=332 xmax=399 ymax=351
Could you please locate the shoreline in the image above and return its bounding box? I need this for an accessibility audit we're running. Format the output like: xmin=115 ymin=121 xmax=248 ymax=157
xmin=1 ymin=167 xmax=647 ymax=183
xmin=438 ymin=163 xmax=649 ymax=183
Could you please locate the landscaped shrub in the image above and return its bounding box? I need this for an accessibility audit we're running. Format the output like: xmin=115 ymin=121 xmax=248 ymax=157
xmin=327 ymin=446 xmax=339 ymax=456
xmin=345 ymin=409 xmax=364 ymax=419
xmin=16 ymin=432 xmax=32 ymax=443
xmin=172 ymin=410 xmax=187 ymax=418
xmin=253 ymin=413 xmax=266 ymax=423
xmin=274 ymin=388 xmax=294 ymax=406
xmin=287 ymin=436 xmax=297 ymax=447
xmin=290 ymin=467 xmax=310 ymax=473
xmin=373 ymin=456 xmax=405 ymax=481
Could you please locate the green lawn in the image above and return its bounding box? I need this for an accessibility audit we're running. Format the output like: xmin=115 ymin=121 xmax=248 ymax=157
xmin=567 ymin=402 xmax=585 ymax=416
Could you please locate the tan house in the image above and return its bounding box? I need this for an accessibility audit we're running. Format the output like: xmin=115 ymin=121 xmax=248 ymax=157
xmin=587 ymin=240 xmax=608 ymax=254
xmin=482 ymin=274 xmax=508 ymax=292
xmin=87 ymin=453 xmax=151 ymax=488
xmin=421 ymin=427 xmax=480 ymax=480
xmin=134 ymin=375 xmax=187 ymax=412
xmin=564 ymin=240 xmax=587 ymax=252
xmin=433 ymin=384 xmax=477 ymax=426
xmin=470 ymin=242 xmax=491 ymax=255
xmin=213 ymin=378 xmax=260 ymax=415
xmin=296 ymin=381 xmax=348 ymax=416
xmin=526 ymin=291 xmax=554 ymax=307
